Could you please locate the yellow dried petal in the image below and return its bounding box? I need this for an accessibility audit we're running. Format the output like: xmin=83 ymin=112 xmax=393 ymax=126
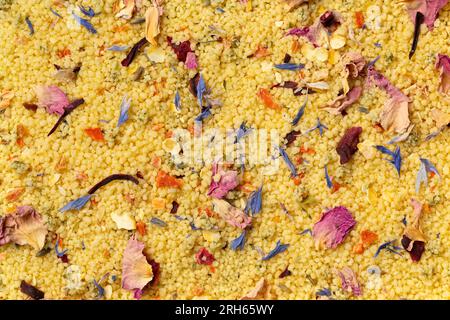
xmin=145 ymin=6 xmax=160 ymax=46
xmin=314 ymin=47 xmax=329 ymax=62
xmin=115 ymin=0 xmax=136 ymax=20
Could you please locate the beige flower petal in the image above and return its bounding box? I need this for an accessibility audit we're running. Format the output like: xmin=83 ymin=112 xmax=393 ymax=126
xmin=111 ymin=212 xmax=136 ymax=230
xmin=380 ymin=96 xmax=411 ymax=134
xmin=430 ymin=108 xmax=450 ymax=129
xmin=241 ymin=278 xmax=266 ymax=300
xmin=145 ymin=5 xmax=160 ymax=46
xmin=115 ymin=0 xmax=136 ymax=20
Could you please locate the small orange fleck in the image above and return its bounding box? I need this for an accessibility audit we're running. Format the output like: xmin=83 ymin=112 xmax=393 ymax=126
xmin=76 ymin=172 xmax=88 ymax=182
xmin=205 ymin=207 xmax=215 ymax=217
xmin=165 ymin=130 xmax=173 ymax=138
xmin=16 ymin=124 xmax=28 ymax=148
xmin=152 ymin=123 xmax=164 ymax=131
xmin=257 ymin=88 xmax=281 ymax=110
xmin=423 ymin=203 xmax=431 ymax=214
xmin=55 ymin=156 xmax=68 ymax=172
xmin=56 ymin=48 xmax=71 ymax=58
xmin=355 ymin=11 xmax=365 ymax=28
xmin=291 ymin=40 xmax=300 ymax=53
xmin=84 ymin=128 xmax=105 ymax=142
xmin=209 ymin=266 xmax=216 ymax=273
xmin=136 ymin=221 xmax=147 ymax=236
xmin=250 ymin=45 xmax=271 ymax=58
xmin=300 ymin=145 xmax=315 ymax=155
xmin=151 ymin=156 xmax=161 ymax=168
xmin=124 ymin=193 xmax=136 ymax=205
xmin=331 ymin=181 xmax=341 ymax=193
xmin=193 ymin=287 xmax=204 ymax=296
xmin=156 ymin=170 xmax=183 ymax=189
xmin=5 ymin=188 xmax=25 ymax=202
xmin=112 ymin=24 xmax=130 ymax=33
xmin=373 ymin=123 xmax=384 ymax=133
xmin=292 ymin=174 xmax=303 ymax=186
xmin=295 ymin=156 xmax=304 ymax=165
xmin=352 ymin=242 xmax=364 ymax=254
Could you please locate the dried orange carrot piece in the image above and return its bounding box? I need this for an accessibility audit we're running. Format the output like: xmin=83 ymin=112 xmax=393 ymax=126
xmin=257 ymin=88 xmax=281 ymax=110
xmin=136 ymin=221 xmax=147 ymax=236
xmin=5 ymin=188 xmax=25 ymax=202
xmin=205 ymin=207 xmax=215 ymax=217
xmin=300 ymin=145 xmax=315 ymax=155
xmin=156 ymin=170 xmax=183 ymax=189
xmin=352 ymin=242 xmax=364 ymax=254
xmin=16 ymin=124 xmax=28 ymax=148
xmin=355 ymin=11 xmax=365 ymax=29
xmin=84 ymin=128 xmax=105 ymax=142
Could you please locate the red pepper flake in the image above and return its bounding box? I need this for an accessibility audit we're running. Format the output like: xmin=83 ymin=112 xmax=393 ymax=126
xmin=247 ymin=45 xmax=271 ymax=59
xmin=353 ymin=230 xmax=378 ymax=254
xmin=195 ymin=247 xmax=215 ymax=265
xmin=156 ymin=170 xmax=183 ymax=189
xmin=56 ymin=48 xmax=71 ymax=58
xmin=331 ymin=181 xmax=342 ymax=193
xmin=257 ymin=88 xmax=281 ymax=110
xmin=355 ymin=11 xmax=365 ymax=28
xmin=84 ymin=127 xmax=105 ymax=142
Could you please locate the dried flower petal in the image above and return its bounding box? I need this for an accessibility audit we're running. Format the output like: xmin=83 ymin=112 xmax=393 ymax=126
xmin=230 ymin=230 xmax=247 ymax=251
xmin=435 ymin=54 xmax=450 ymax=94
xmin=185 ymin=52 xmax=198 ymax=70
xmin=20 ymin=280 xmax=44 ymax=300
xmin=115 ymin=0 xmax=136 ymax=20
xmin=207 ymin=163 xmax=239 ymax=199
xmin=111 ymin=212 xmax=136 ymax=230
xmin=0 ymin=206 xmax=47 ymax=250
xmin=212 ymin=199 xmax=252 ymax=229
xmin=241 ymin=278 xmax=266 ymax=300
xmin=167 ymin=37 xmax=193 ymax=63
xmin=430 ymin=108 xmax=450 ymax=128
xmin=195 ymin=247 xmax=215 ymax=265
xmin=35 ymin=85 xmax=70 ymax=115
xmin=323 ymin=86 xmax=363 ymax=115
xmin=336 ymin=267 xmax=362 ymax=296
xmin=145 ymin=5 xmax=160 ymax=46
xmin=312 ymin=206 xmax=356 ymax=249
xmin=121 ymin=237 xmax=153 ymax=291
xmin=405 ymin=0 xmax=449 ymax=30
xmin=262 ymin=241 xmax=289 ymax=261
xmin=401 ymin=199 xmax=427 ymax=262
xmin=336 ymin=127 xmax=362 ymax=164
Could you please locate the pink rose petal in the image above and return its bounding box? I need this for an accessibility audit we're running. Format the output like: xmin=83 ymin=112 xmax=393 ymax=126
xmin=312 ymin=206 xmax=356 ymax=249
xmin=207 ymin=163 xmax=239 ymax=199
xmin=185 ymin=52 xmax=198 ymax=70
xmin=121 ymin=237 xmax=153 ymax=292
xmin=435 ymin=53 xmax=450 ymax=94
xmin=35 ymin=85 xmax=70 ymax=115
xmin=406 ymin=0 xmax=449 ymax=30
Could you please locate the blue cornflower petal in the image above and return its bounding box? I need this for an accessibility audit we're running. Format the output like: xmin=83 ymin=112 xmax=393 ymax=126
xmin=72 ymin=12 xmax=97 ymax=34
xmin=324 ymin=165 xmax=333 ymax=189
xmin=117 ymin=95 xmax=131 ymax=127
xmin=292 ymin=95 xmax=307 ymax=126
xmin=235 ymin=122 xmax=251 ymax=143
xmin=174 ymin=90 xmax=181 ymax=111
xmin=59 ymin=194 xmax=93 ymax=212
xmin=50 ymin=8 xmax=62 ymax=18
xmin=195 ymin=106 xmax=212 ymax=123
xmin=244 ymin=186 xmax=263 ymax=216
xmin=79 ymin=5 xmax=95 ymax=17
xmin=107 ymin=45 xmax=130 ymax=52
xmin=274 ymin=63 xmax=305 ymax=71
xmin=416 ymin=158 xmax=440 ymax=193
xmin=196 ymin=74 xmax=206 ymax=107
xmin=262 ymin=241 xmax=289 ymax=261
xmin=230 ymin=230 xmax=247 ymax=251
xmin=150 ymin=217 xmax=167 ymax=227
xmin=25 ymin=17 xmax=34 ymax=35
xmin=278 ymin=146 xmax=297 ymax=177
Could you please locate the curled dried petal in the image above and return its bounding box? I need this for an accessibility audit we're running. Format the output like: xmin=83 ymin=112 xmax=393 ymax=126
xmin=212 ymin=199 xmax=252 ymax=229
xmin=435 ymin=54 xmax=450 ymax=94
xmin=35 ymin=85 xmax=70 ymax=115
xmin=121 ymin=237 xmax=153 ymax=291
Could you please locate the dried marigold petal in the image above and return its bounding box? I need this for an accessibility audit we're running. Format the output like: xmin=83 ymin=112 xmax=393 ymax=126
xmin=355 ymin=11 xmax=365 ymax=28
xmin=257 ymin=88 xmax=281 ymax=110
xmin=84 ymin=128 xmax=105 ymax=142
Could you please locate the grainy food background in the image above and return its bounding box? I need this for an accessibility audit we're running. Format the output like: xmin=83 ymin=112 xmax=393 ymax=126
xmin=0 ymin=0 xmax=449 ymax=300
